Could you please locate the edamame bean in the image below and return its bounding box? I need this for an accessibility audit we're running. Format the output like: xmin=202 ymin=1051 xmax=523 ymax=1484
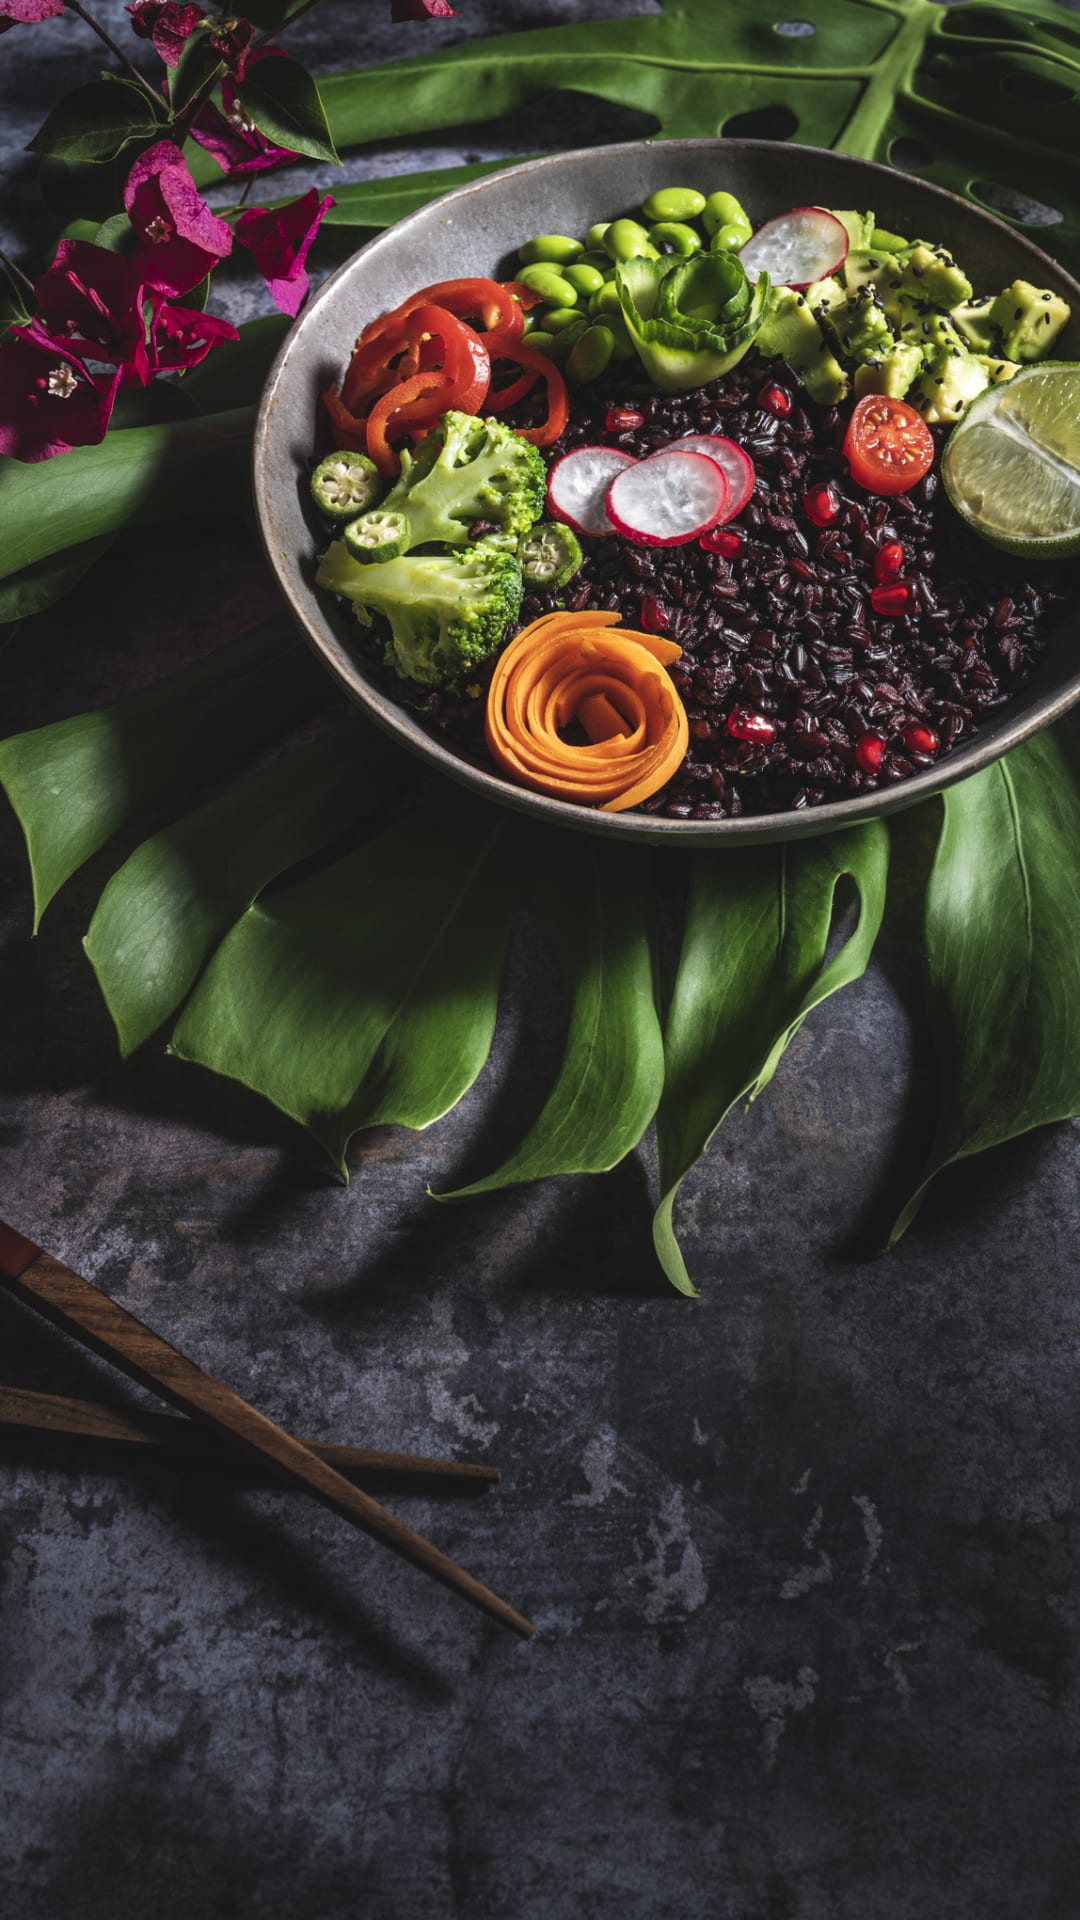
xmin=586 ymin=222 xmax=611 ymax=250
xmin=518 ymin=232 xmax=584 ymax=267
xmin=517 ymin=263 xmax=579 ymax=306
xmin=566 ymin=324 xmax=615 ymax=385
xmin=647 ymin=220 xmax=703 ymax=257
xmin=564 ymin=262 xmax=606 ymax=296
xmin=544 ymin=318 xmax=589 ymax=364
xmin=575 ymin=250 xmax=611 ymax=272
xmin=543 ymin=306 xmax=586 ymax=334
xmin=589 ymin=280 xmax=623 ymax=318
xmin=641 ymin=185 xmax=706 ymax=222
xmin=526 ymin=330 xmax=556 ymax=356
xmin=702 ymin=191 xmax=752 ymax=250
xmin=603 ymin=311 xmax=636 ymax=360
xmin=603 ymin=218 xmax=659 ymax=263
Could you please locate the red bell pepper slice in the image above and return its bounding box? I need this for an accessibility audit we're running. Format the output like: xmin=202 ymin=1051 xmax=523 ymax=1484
xmin=366 ymin=369 xmax=453 ymax=475
xmin=342 ymin=277 xmax=525 ymax=411
xmin=481 ymin=333 xmax=568 ymax=447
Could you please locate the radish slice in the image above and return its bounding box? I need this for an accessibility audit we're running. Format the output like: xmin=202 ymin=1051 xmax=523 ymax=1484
xmin=546 ymin=445 xmax=637 ymax=537
xmin=668 ymin=434 xmax=755 ymax=521
xmin=739 ymin=206 xmax=848 ymax=290
xmin=606 ymin=449 xmax=728 ymax=548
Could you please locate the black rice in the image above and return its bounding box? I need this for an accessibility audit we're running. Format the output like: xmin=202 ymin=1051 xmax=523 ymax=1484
xmin=367 ymin=352 xmax=1078 ymax=819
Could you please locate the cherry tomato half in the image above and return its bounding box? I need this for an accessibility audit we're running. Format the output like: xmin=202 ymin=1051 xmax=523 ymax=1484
xmin=842 ymin=393 xmax=935 ymax=497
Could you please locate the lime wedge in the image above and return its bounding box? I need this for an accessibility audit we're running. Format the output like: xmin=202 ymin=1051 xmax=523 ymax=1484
xmin=942 ymin=362 xmax=1080 ymax=557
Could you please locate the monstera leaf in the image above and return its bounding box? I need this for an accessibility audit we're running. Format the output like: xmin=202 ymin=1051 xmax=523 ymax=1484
xmin=6 ymin=0 xmax=1080 ymax=1290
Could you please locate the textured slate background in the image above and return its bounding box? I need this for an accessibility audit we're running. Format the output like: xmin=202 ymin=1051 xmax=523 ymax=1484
xmin=2 ymin=5 xmax=1079 ymax=1916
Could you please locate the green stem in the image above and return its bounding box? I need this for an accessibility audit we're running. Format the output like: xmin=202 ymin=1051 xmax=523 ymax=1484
xmin=66 ymin=0 xmax=170 ymax=110
xmin=832 ymin=0 xmax=936 ymax=160
xmin=253 ymin=0 xmax=324 ymax=50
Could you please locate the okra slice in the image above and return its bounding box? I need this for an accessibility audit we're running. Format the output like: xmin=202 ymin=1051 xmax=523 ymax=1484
xmin=520 ymin=520 xmax=583 ymax=589
xmin=343 ymin=509 xmax=410 ymax=564
xmin=311 ymin=450 xmax=382 ymax=521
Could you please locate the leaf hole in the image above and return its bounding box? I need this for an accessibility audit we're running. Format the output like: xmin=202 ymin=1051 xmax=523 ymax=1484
xmin=722 ymin=104 xmax=799 ymax=141
xmin=772 ymin=20 xmax=815 ymax=35
xmin=888 ymin=135 xmax=934 ymax=174
xmin=968 ymin=179 xmax=1064 ymax=227
xmin=999 ymin=68 xmax=1075 ymax=105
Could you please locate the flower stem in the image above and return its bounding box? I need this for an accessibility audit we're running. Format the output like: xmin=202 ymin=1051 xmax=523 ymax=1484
xmin=67 ymin=0 xmax=171 ymax=109
xmin=253 ymin=0 xmax=323 ymax=49
xmin=0 ymin=246 xmax=35 ymax=297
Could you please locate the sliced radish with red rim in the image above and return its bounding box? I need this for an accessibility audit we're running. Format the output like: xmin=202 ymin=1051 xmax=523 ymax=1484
xmin=739 ymin=206 xmax=848 ymax=290
xmin=546 ymin=445 xmax=637 ymax=537
xmin=605 ymin=449 xmax=729 ymax=547
xmin=667 ymin=434 xmax=755 ymax=521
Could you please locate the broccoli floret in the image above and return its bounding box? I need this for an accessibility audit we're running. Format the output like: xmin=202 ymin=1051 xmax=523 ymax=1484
xmin=373 ymin=410 xmax=547 ymax=549
xmin=316 ymin=537 xmax=523 ymax=688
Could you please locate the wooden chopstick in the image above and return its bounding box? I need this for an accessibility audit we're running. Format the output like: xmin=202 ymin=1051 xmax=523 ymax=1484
xmin=0 ymin=1386 xmax=500 ymax=1491
xmin=0 ymin=1221 xmax=532 ymax=1640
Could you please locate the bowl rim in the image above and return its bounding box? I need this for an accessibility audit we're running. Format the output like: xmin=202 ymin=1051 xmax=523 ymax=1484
xmin=253 ymin=135 xmax=1080 ymax=846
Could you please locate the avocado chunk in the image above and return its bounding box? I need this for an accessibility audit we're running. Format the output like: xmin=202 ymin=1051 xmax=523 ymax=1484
xmin=804 ymin=274 xmax=848 ymax=319
xmin=910 ymin=349 xmax=989 ymax=424
xmin=951 ymin=296 xmax=997 ymax=354
xmin=853 ymin=340 xmax=925 ymax=400
xmin=842 ymin=248 xmax=891 ymax=297
xmin=987 ymin=278 xmax=1070 ymax=362
xmin=973 ymin=353 xmax=1020 ymax=385
xmin=755 ymin=285 xmax=849 ymax=403
xmin=823 ymin=283 xmax=895 ymax=365
xmin=899 ymin=242 xmax=973 ymax=310
xmin=829 ymin=208 xmax=875 ymax=252
xmin=870 ymin=226 xmax=908 ymax=255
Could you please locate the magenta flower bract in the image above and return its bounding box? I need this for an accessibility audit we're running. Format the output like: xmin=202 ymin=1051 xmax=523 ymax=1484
xmin=191 ymin=47 xmax=297 ymax=178
xmin=33 ymin=239 xmax=151 ymax=385
xmin=148 ymin=299 xmax=238 ymax=372
xmin=124 ymin=140 xmax=233 ymax=297
xmin=0 ymin=333 xmax=121 ymax=462
xmin=0 ymin=0 xmax=65 ymax=23
xmin=234 ymin=189 xmax=334 ymax=319
xmin=126 ymin=0 xmax=204 ymax=66
xmin=390 ymin=0 xmax=459 ymax=18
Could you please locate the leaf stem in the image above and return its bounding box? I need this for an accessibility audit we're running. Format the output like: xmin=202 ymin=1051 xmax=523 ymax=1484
xmin=253 ymin=0 xmax=324 ymax=51
xmin=66 ymin=1 xmax=170 ymax=110
xmin=832 ymin=0 xmax=936 ymax=161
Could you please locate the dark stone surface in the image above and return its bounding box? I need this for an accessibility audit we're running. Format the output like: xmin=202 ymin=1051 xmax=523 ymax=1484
xmin=2 ymin=7 xmax=1079 ymax=1916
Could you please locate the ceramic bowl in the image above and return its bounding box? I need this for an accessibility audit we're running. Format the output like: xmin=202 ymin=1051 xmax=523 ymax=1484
xmin=252 ymin=138 xmax=1080 ymax=845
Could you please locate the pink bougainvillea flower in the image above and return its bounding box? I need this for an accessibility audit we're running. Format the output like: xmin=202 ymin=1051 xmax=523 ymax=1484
xmin=0 ymin=332 xmax=121 ymax=462
xmin=234 ymin=188 xmax=334 ymax=318
xmin=126 ymin=0 xmax=204 ymax=65
xmin=148 ymin=298 xmax=238 ymax=373
xmin=391 ymin=0 xmax=459 ymax=18
xmin=191 ymin=47 xmax=296 ymax=178
xmin=32 ymin=239 xmax=151 ymax=384
xmin=207 ymin=11 xmax=252 ymax=76
xmin=124 ymin=139 xmax=233 ymax=297
xmin=0 ymin=0 xmax=65 ymax=27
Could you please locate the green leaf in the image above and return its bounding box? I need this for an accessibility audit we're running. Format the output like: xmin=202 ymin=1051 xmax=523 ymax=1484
xmin=170 ymin=27 xmax=225 ymax=119
xmin=182 ymin=314 xmax=292 ymax=413
xmin=0 ymin=615 xmax=330 ymax=929
xmin=0 ymin=260 xmax=32 ymax=342
xmin=0 ymin=407 xmax=255 ymax=583
xmin=278 ymin=158 xmax=542 ymax=230
xmin=170 ymin=789 xmax=516 ymax=1170
xmin=891 ymin=723 xmax=1080 ymax=1242
xmin=654 ymin=824 xmax=890 ymax=1295
xmin=439 ymin=839 xmax=664 ymax=1197
xmin=85 ymin=719 xmax=412 ymax=1055
xmin=0 ymin=536 xmax=114 ymax=627
xmin=29 ymin=77 xmax=159 ymax=164
xmin=236 ymin=58 xmax=340 ymax=167
xmin=93 ymin=211 xmax=137 ymax=256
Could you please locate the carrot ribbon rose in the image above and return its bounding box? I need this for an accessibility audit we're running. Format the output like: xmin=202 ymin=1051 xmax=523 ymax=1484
xmin=484 ymin=609 xmax=689 ymax=813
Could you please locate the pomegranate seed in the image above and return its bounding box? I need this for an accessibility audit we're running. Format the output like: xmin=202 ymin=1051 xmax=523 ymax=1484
xmin=870 ymin=580 xmax=913 ymax=617
xmin=855 ymin=730 xmax=887 ymax=774
xmin=605 ymin=406 xmax=644 ymax=433
xmin=640 ymin=593 xmax=669 ymax=633
xmin=727 ymin=706 xmax=775 ymax=743
xmin=804 ymin=483 xmax=840 ymax=527
xmin=874 ymin=541 xmax=905 ymax=581
xmin=902 ymin=723 xmax=939 ymax=755
xmin=701 ymin=525 xmax=744 ymax=557
xmin=758 ymin=384 xmax=792 ymax=418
